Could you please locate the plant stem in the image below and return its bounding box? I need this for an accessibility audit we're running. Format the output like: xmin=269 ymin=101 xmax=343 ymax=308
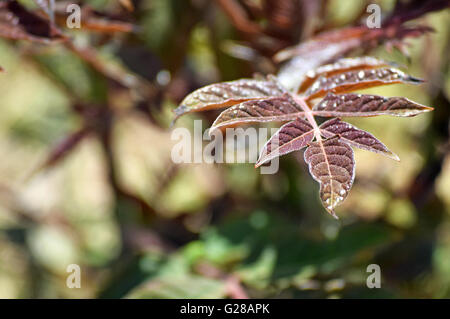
xmin=293 ymin=95 xmax=322 ymax=141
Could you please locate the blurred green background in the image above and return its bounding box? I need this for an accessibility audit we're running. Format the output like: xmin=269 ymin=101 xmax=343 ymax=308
xmin=0 ymin=0 xmax=449 ymax=298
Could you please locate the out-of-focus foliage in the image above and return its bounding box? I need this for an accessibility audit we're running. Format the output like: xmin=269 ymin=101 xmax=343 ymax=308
xmin=0 ymin=0 xmax=448 ymax=299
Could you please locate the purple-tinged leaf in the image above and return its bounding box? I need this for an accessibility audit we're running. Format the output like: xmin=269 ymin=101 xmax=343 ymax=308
xmin=276 ymin=39 xmax=361 ymax=91
xmin=304 ymin=136 xmax=355 ymax=218
xmin=176 ymin=53 xmax=434 ymax=218
xmin=298 ymin=56 xmax=390 ymax=93
xmin=174 ymin=77 xmax=285 ymax=120
xmin=255 ymin=118 xmax=314 ymax=167
xmin=211 ymin=94 xmax=304 ymax=130
xmin=319 ymin=118 xmax=399 ymax=161
xmin=305 ymin=67 xmax=423 ymax=100
xmin=275 ymin=24 xmax=433 ymax=91
xmin=275 ymin=27 xmax=366 ymax=63
xmin=312 ymin=93 xmax=433 ymax=117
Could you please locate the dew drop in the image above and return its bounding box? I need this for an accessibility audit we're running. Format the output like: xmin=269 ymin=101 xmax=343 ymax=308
xmin=306 ymin=70 xmax=315 ymax=78
xmin=358 ymin=70 xmax=365 ymax=79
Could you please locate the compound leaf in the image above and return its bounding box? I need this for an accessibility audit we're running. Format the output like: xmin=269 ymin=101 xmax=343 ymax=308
xmin=175 ymin=55 xmax=434 ymax=218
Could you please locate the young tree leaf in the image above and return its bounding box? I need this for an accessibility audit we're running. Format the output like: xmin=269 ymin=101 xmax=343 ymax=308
xmin=304 ymin=136 xmax=355 ymax=218
xmin=276 ymin=28 xmax=364 ymax=91
xmin=276 ymin=19 xmax=434 ymax=91
xmin=210 ymin=95 xmax=304 ymax=130
xmin=312 ymin=93 xmax=433 ymax=117
xmin=176 ymin=55 xmax=435 ymax=218
xmin=297 ymin=56 xmax=390 ymax=93
xmin=275 ymin=27 xmax=366 ymax=63
xmin=305 ymin=67 xmax=423 ymax=100
xmin=174 ymin=77 xmax=286 ymax=120
xmin=319 ymin=118 xmax=399 ymax=161
xmin=255 ymin=118 xmax=314 ymax=167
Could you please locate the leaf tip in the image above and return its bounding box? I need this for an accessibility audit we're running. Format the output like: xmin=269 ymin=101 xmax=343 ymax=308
xmin=391 ymin=153 xmax=401 ymax=162
xmin=172 ymin=104 xmax=190 ymax=125
xmin=324 ymin=199 xmax=340 ymax=219
xmin=328 ymin=209 xmax=339 ymax=219
xmin=407 ymin=75 xmax=425 ymax=84
xmin=413 ymin=104 xmax=434 ymax=115
xmin=254 ymin=156 xmax=266 ymax=168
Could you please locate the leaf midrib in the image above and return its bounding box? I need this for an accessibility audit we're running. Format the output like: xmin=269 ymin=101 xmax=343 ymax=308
xmin=293 ymin=95 xmax=335 ymax=210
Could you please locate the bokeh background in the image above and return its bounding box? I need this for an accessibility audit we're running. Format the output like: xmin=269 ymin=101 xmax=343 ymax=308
xmin=0 ymin=0 xmax=449 ymax=298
